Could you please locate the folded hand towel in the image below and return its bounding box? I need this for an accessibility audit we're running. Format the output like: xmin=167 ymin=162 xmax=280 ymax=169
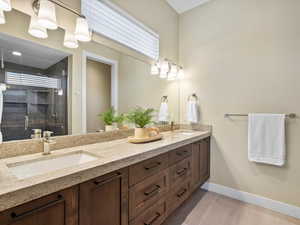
xmin=248 ymin=114 xmax=286 ymax=166
xmin=158 ymin=102 xmax=169 ymax=122
xmin=187 ymin=100 xmax=199 ymax=124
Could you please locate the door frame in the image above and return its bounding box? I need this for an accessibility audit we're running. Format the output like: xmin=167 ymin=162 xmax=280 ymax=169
xmin=81 ymin=50 xmax=118 ymax=133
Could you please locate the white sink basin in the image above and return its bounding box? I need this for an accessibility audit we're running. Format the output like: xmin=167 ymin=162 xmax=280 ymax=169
xmin=7 ymin=151 xmax=99 ymax=179
xmin=174 ymin=130 xmax=196 ymax=136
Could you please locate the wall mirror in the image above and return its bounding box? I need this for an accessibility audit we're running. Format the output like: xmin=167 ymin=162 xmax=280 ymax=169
xmin=0 ymin=9 xmax=180 ymax=142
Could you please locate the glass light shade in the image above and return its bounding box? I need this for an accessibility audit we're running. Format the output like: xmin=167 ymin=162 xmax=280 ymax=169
xmin=75 ymin=17 xmax=91 ymax=42
xmin=160 ymin=60 xmax=169 ymax=78
xmin=38 ymin=0 xmax=58 ymax=30
xmin=178 ymin=68 xmax=185 ymax=79
xmin=0 ymin=0 xmax=11 ymax=11
xmin=0 ymin=10 xmax=5 ymax=24
xmin=28 ymin=16 xmax=48 ymax=39
xmin=64 ymin=31 xmax=79 ymax=49
xmin=150 ymin=63 xmax=159 ymax=75
xmin=168 ymin=64 xmax=178 ymax=80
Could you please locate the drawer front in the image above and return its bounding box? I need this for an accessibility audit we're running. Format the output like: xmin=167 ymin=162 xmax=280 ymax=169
xmin=167 ymin=179 xmax=191 ymax=216
xmin=169 ymin=145 xmax=192 ymax=166
xmin=129 ymin=153 xmax=168 ymax=186
xmin=129 ymin=169 xmax=169 ymax=220
xmin=169 ymin=157 xmax=192 ymax=188
xmin=130 ymin=200 xmax=167 ymax=225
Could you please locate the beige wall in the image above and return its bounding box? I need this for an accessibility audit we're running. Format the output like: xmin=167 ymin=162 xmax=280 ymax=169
xmin=3 ymin=0 xmax=179 ymax=134
xmin=86 ymin=60 xmax=111 ymax=132
xmin=179 ymin=0 xmax=300 ymax=206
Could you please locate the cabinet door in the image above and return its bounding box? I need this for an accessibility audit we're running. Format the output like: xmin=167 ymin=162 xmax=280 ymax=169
xmin=200 ymin=138 xmax=210 ymax=184
xmin=79 ymin=168 xmax=129 ymax=225
xmin=191 ymin=142 xmax=201 ymax=189
xmin=0 ymin=186 xmax=78 ymax=225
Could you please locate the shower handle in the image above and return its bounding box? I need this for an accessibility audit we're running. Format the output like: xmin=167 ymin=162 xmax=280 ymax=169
xmin=25 ymin=115 xmax=29 ymax=130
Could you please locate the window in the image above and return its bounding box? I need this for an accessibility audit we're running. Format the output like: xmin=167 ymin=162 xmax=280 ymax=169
xmin=82 ymin=0 xmax=159 ymax=60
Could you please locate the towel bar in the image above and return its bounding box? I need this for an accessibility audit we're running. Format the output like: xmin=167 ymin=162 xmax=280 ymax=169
xmin=224 ymin=113 xmax=296 ymax=119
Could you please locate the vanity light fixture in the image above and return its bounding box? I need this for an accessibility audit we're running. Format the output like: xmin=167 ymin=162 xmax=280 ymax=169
xmin=12 ymin=51 xmax=22 ymax=56
xmin=28 ymin=15 xmax=48 ymax=39
xmin=37 ymin=0 xmax=58 ymax=30
xmin=63 ymin=31 xmax=78 ymax=49
xmin=0 ymin=10 xmax=5 ymax=24
xmin=150 ymin=59 xmax=184 ymax=81
xmin=0 ymin=0 xmax=11 ymax=12
xmin=75 ymin=17 xmax=91 ymax=42
xmin=31 ymin=0 xmax=92 ymax=48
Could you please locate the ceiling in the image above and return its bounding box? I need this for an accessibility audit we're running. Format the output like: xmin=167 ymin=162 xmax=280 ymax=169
xmin=166 ymin=0 xmax=211 ymax=14
xmin=0 ymin=33 xmax=69 ymax=70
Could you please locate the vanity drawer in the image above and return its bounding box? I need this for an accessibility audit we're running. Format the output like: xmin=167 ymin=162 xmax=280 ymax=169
xmin=167 ymin=179 xmax=191 ymax=215
xmin=130 ymin=200 xmax=167 ymax=225
xmin=129 ymin=169 xmax=169 ymax=220
xmin=168 ymin=145 xmax=192 ymax=166
xmin=169 ymin=157 xmax=192 ymax=188
xmin=129 ymin=153 xmax=168 ymax=186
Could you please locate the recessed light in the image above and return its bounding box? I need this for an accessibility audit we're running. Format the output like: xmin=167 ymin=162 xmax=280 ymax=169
xmin=12 ymin=51 xmax=22 ymax=56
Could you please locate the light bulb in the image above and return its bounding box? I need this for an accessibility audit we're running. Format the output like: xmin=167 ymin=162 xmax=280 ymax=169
xmin=75 ymin=17 xmax=91 ymax=42
xmin=0 ymin=10 xmax=5 ymax=24
xmin=0 ymin=0 xmax=11 ymax=12
xmin=28 ymin=16 xmax=48 ymax=39
xmin=64 ymin=31 xmax=79 ymax=49
xmin=38 ymin=0 xmax=58 ymax=30
xmin=167 ymin=64 xmax=178 ymax=80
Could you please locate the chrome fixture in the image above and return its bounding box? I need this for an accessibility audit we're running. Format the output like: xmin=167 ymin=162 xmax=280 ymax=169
xmin=42 ymin=131 xmax=56 ymax=155
xmin=29 ymin=0 xmax=91 ymax=48
xmin=224 ymin=113 xmax=297 ymax=119
xmin=31 ymin=129 xmax=42 ymax=139
xmin=151 ymin=58 xmax=184 ymax=81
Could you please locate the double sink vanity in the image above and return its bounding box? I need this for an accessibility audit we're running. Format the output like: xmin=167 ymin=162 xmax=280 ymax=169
xmin=0 ymin=129 xmax=211 ymax=225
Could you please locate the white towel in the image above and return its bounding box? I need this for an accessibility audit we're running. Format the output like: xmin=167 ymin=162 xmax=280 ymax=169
xmin=248 ymin=113 xmax=286 ymax=166
xmin=187 ymin=100 xmax=199 ymax=123
xmin=158 ymin=102 xmax=169 ymax=122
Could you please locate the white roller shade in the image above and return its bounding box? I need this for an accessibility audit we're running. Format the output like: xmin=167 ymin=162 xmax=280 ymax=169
xmin=6 ymin=72 xmax=61 ymax=89
xmin=82 ymin=0 xmax=159 ymax=60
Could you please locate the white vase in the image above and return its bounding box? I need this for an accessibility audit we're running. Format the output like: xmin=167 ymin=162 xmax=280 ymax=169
xmin=105 ymin=125 xmax=115 ymax=132
xmin=134 ymin=128 xmax=149 ymax=139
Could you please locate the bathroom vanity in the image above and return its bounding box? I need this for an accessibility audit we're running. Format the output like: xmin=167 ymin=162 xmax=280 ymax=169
xmin=0 ymin=131 xmax=210 ymax=225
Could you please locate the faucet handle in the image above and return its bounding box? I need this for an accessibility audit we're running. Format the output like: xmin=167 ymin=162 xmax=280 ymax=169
xmin=43 ymin=131 xmax=54 ymax=139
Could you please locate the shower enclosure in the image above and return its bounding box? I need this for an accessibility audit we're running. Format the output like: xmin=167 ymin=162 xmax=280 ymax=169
xmin=0 ymin=58 xmax=68 ymax=141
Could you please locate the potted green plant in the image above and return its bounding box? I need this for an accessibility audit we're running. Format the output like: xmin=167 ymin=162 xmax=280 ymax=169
xmin=126 ymin=107 xmax=156 ymax=138
xmin=99 ymin=108 xmax=123 ymax=131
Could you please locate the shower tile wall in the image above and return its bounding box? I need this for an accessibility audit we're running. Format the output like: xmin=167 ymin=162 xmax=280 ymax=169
xmin=0 ymin=59 xmax=68 ymax=141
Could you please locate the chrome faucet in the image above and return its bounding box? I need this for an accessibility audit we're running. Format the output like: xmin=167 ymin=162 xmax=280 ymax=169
xmin=171 ymin=121 xmax=175 ymax=132
xmin=42 ymin=131 xmax=56 ymax=155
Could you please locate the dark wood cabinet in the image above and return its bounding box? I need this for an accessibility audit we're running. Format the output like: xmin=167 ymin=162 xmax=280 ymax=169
xmin=0 ymin=186 xmax=78 ymax=225
xmin=192 ymin=137 xmax=211 ymax=190
xmin=79 ymin=168 xmax=128 ymax=225
xmin=1 ymin=136 xmax=211 ymax=225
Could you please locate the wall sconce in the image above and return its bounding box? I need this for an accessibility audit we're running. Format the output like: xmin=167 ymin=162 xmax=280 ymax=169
xmin=150 ymin=58 xmax=184 ymax=81
xmin=29 ymin=0 xmax=92 ymax=49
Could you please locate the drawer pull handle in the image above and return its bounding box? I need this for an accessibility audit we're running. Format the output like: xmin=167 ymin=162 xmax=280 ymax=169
xmin=144 ymin=212 xmax=161 ymax=225
xmin=144 ymin=162 xmax=161 ymax=170
xmin=176 ymin=168 xmax=187 ymax=176
xmin=10 ymin=195 xmax=64 ymax=220
xmin=177 ymin=188 xmax=187 ymax=198
xmin=176 ymin=150 xmax=188 ymax=156
xmin=94 ymin=172 xmax=121 ymax=186
xmin=144 ymin=184 xmax=161 ymax=196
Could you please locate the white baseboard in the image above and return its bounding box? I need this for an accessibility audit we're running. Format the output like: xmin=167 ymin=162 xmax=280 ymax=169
xmin=202 ymin=182 xmax=300 ymax=219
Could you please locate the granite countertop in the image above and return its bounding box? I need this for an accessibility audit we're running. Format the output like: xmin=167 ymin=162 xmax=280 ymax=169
xmin=0 ymin=129 xmax=211 ymax=212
